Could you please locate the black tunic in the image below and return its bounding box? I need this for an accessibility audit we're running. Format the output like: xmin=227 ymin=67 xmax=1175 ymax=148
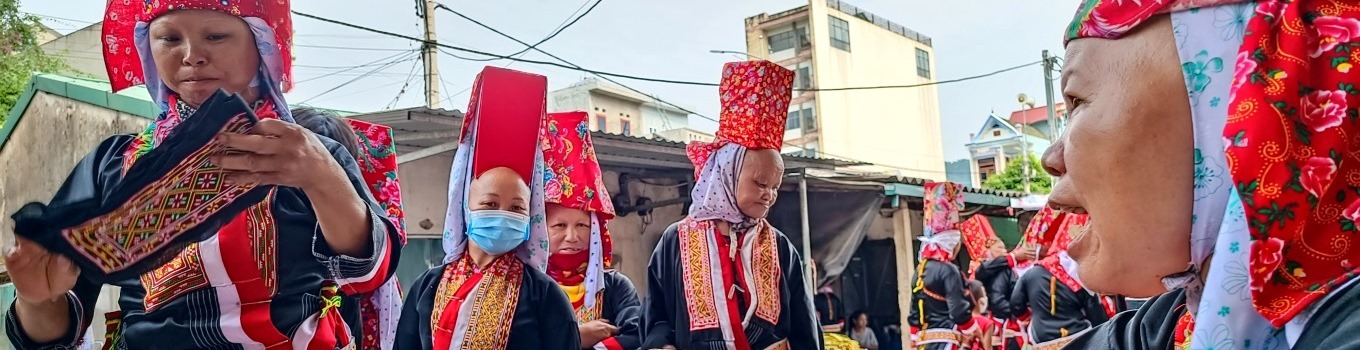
xmin=1067 ymin=280 xmax=1360 ymax=349
xmin=974 ymin=257 xmax=1019 ymax=320
xmin=1010 ymin=265 xmax=1109 ymax=343
xmin=641 ymin=222 xmax=822 ymax=350
xmin=394 ymin=262 xmax=580 ymax=350
xmin=974 ymin=257 xmax=1022 ymax=350
xmin=907 ymin=259 xmax=973 ymax=348
xmin=594 ymin=271 xmax=642 ymax=350
xmin=4 ymin=134 xmax=401 ymax=350
xmin=1060 ymin=289 xmax=1186 ymax=350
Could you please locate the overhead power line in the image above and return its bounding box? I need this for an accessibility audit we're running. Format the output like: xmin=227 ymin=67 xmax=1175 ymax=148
xmin=293 ymin=10 xmax=1036 ymax=94
xmin=291 ymin=10 xmax=1035 ymax=175
xmin=421 ymin=6 xmax=967 ymax=175
xmin=432 ymin=0 xmax=601 ymax=62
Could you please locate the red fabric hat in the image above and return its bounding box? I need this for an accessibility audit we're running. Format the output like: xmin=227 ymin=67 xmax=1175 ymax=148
xmin=542 ymin=111 xmax=615 ymax=265
xmin=103 ymin=0 xmax=293 ymax=93
xmin=715 ymin=60 xmax=795 ymax=150
xmin=959 ymin=215 xmax=999 ymax=261
xmin=344 ymin=119 xmax=406 ymax=243
xmin=685 ymin=61 xmax=795 ymax=178
xmin=1022 ymin=207 xmax=1066 ymax=250
xmin=460 ymin=66 xmax=548 ymax=181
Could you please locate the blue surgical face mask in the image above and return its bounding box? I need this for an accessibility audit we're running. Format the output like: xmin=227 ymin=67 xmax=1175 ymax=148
xmin=466 ymin=210 xmax=530 ymax=255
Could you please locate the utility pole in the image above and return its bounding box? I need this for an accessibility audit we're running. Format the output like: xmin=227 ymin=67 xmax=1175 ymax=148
xmin=1042 ymin=50 xmax=1058 ymax=138
xmin=421 ymin=0 xmax=442 ymax=109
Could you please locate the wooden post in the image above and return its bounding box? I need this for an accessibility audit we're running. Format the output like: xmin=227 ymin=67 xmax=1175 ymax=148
xmin=892 ymin=206 xmax=920 ymax=347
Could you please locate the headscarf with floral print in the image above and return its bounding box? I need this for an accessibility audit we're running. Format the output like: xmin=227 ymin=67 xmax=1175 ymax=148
xmin=919 ymin=182 xmax=965 ymax=262
xmin=345 ymin=119 xmax=406 ymax=350
xmin=541 ymin=111 xmax=616 ymax=316
xmin=1067 ymin=0 xmax=1360 ymax=347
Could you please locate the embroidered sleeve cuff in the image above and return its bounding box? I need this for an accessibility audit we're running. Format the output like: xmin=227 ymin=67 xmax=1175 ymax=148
xmin=593 ymin=337 xmax=625 ymax=350
xmin=5 ymin=292 xmax=86 ymax=350
xmin=312 ymin=207 xmax=394 ymax=292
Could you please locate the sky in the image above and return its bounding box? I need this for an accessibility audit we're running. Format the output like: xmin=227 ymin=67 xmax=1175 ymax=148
xmin=20 ymin=0 xmax=1081 ymax=162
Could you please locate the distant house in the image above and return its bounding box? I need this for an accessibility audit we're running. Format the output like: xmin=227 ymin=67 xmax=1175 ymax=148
xmin=964 ymin=109 xmax=1057 ymax=187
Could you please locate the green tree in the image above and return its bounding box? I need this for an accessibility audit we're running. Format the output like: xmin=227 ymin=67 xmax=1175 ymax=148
xmin=1 ymin=0 xmax=67 ymax=126
xmin=983 ymin=153 xmax=1052 ymax=194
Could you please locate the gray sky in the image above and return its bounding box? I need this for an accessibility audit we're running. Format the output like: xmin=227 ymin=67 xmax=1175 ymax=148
xmin=21 ymin=0 xmax=1080 ymax=162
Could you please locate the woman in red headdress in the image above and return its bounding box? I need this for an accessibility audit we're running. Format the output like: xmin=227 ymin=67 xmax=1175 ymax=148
xmin=3 ymin=1 xmax=402 ymax=349
xmin=1007 ymin=210 xmax=1107 ymax=349
xmin=640 ymin=61 xmax=821 ymax=350
xmin=393 ymin=66 xmax=578 ymax=350
xmin=1047 ymin=0 xmax=1360 ymax=349
xmin=540 ymin=111 xmax=642 ymax=349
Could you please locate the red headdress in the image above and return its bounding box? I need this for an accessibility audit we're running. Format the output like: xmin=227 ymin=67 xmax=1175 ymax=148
xmin=685 ymin=60 xmax=795 ymax=177
xmin=345 ymin=119 xmax=406 ymax=241
xmin=1068 ymin=0 xmax=1360 ymax=327
xmin=442 ymin=65 xmax=548 ymax=265
xmin=433 ymin=66 xmax=548 ymax=350
xmin=460 ymin=67 xmax=544 ymax=182
xmin=343 ymin=119 xmax=407 ymax=350
xmin=103 ymin=0 xmax=293 ymax=94
xmin=959 ymin=214 xmax=1001 ymax=274
xmin=542 ymin=111 xmax=617 ymax=319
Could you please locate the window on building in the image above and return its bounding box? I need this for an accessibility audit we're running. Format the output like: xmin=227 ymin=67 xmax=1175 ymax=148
xmin=801 ymin=107 xmax=816 ymax=131
xmin=596 ymin=116 xmax=608 ymax=132
xmin=915 ymin=48 xmax=931 ymax=78
xmin=768 ymin=30 xmax=797 ymax=53
xmin=829 ymin=15 xmax=851 ymax=51
xmin=795 ymin=66 xmax=812 ymax=91
xmin=992 ymin=129 xmax=1002 ymax=137
xmin=978 ymin=157 xmax=997 ymax=181
xmin=620 ymin=119 xmax=632 ymax=136
xmin=786 ymin=110 xmax=801 ymax=130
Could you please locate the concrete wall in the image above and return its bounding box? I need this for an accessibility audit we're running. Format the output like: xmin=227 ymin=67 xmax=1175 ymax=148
xmin=39 ymin=23 xmax=107 ymax=81
xmin=548 ymin=85 xmax=593 ymax=116
xmin=806 ymin=2 xmax=945 ymax=180
xmin=0 ymin=92 xmax=150 ymax=349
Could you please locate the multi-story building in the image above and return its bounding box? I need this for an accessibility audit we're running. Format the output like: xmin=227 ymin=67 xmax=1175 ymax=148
xmin=743 ymin=0 xmax=945 ymax=180
xmin=963 ymin=103 xmax=1065 ymax=186
xmin=548 ymin=77 xmax=693 ymax=137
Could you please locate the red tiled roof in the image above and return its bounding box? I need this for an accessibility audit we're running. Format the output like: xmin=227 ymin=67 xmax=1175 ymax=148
xmin=1008 ymin=103 xmax=1065 ymax=125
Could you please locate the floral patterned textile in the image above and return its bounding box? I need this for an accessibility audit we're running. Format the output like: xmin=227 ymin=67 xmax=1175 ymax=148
xmin=103 ymin=0 xmax=293 ymax=95
xmin=686 ymin=61 xmax=795 ymax=179
xmin=541 ymin=111 xmax=616 ymax=316
xmin=959 ymin=214 xmax=1000 ymax=274
xmin=1021 ymin=207 xmax=1065 ymax=249
xmin=1025 ymin=209 xmax=1086 ymax=292
xmin=919 ymin=182 xmax=963 ymax=263
xmin=344 ymin=119 xmax=406 ymax=350
xmin=1067 ymin=0 xmax=1360 ymax=346
xmin=715 ymin=61 xmax=795 ymax=151
xmin=922 ymin=182 xmax=964 ymax=238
